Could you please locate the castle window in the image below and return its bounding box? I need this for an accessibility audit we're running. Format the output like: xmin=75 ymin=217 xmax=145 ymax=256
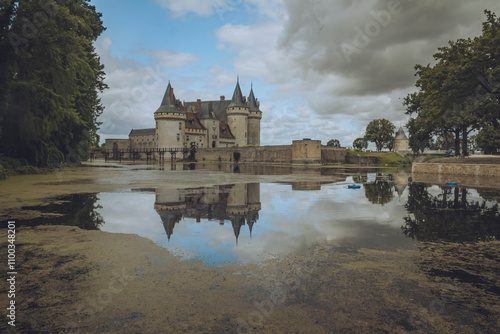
xmin=179 ymin=122 xmax=182 ymax=130
xmin=177 ymin=133 xmax=180 ymax=141
xmin=186 ymin=135 xmax=190 ymax=141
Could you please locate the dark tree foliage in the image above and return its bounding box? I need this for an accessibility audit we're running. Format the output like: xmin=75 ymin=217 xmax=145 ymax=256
xmin=326 ymin=139 xmax=341 ymax=147
xmin=0 ymin=0 xmax=106 ymax=166
xmin=402 ymin=183 xmax=500 ymax=242
xmin=476 ymin=125 xmax=500 ymax=154
xmin=404 ymin=10 xmax=500 ymax=156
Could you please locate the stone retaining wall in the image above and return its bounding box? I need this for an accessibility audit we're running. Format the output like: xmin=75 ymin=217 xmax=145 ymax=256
xmin=413 ymin=163 xmax=500 ymax=177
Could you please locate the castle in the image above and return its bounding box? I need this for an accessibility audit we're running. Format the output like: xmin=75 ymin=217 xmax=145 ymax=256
xmin=105 ymin=79 xmax=262 ymax=158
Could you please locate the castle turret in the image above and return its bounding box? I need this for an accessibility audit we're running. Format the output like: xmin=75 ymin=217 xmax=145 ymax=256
xmin=154 ymin=82 xmax=186 ymax=152
xmin=226 ymin=79 xmax=249 ymax=146
xmin=394 ymin=126 xmax=409 ymax=155
xmin=247 ymin=85 xmax=262 ymax=146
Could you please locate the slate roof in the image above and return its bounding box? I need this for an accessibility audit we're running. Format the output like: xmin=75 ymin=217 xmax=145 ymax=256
xmin=184 ymin=100 xmax=232 ymax=120
xmin=395 ymin=127 xmax=408 ymax=140
xmin=228 ymin=79 xmax=246 ymax=108
xmin=247 ymin=86 xmax=261 ymax=112
xmin=155 ymin=82 xmax=185 ymax=114
xmin=129 ymin=128 xmax=156 ymax=136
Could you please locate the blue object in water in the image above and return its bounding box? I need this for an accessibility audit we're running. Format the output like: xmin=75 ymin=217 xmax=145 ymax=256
xmin=348 ymin=184 xmax=361 ymax=189
xmin=447 ymin=182 xmax=458 ymax=186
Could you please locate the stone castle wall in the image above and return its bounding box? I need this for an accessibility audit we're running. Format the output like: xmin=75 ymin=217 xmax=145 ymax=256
xmin=321 ymin=146 xmax=347 ymax=164
xmin=292 ymin=139 xmax=322 ymax=164
xmin=196 ymin=140 xmax=346 ymax=164
xmin=196 ymin=145 xmax=292 ymax=164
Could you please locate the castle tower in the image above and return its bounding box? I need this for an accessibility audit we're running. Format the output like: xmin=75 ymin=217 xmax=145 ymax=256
xmin=394 ymin=126 xmax=409 ymax=155
xmin=226 ymin=79 xmax=249 ymax=147
xmin=154 ymin=82 xmax=186 ymax=152
xmin=247 ymin=85 xmax=262 ymax=146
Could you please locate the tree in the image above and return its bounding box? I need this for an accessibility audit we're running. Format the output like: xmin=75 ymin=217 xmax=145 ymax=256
xmin=0 ymin=0 xmax=107 ymax=166
xmin=476 ymin=125 xmax=500 ymax=154
xmin=352 ymin=137 xmax=368 ymax=150
xmin=364 ymin=119 xmax=395 ymax=152
xmin=404 ymin=11 xmax=500 ymax=156
xmin=327 ymin=139 xmax=341 ymax=147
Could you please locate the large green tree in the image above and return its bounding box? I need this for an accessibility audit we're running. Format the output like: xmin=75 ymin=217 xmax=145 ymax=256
xmin=404 ymin=10 xmax=500 ymax=156
xmin=364 ymin=119 xmax=395 ymax=152
xmin=0 ymin=0 xmax=106 ymax=166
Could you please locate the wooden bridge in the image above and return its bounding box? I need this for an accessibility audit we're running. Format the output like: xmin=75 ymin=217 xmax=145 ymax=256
xmin=90 ymin=145 xmax=196 ymax=165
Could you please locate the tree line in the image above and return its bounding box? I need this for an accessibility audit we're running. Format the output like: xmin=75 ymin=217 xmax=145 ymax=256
xmin=329 ymin=118 xmax=397 ymax=152
xmin=0 ymin=0 xmax=106 ymax=167
xmin=404 ymin=10 xmax=500 ymax=155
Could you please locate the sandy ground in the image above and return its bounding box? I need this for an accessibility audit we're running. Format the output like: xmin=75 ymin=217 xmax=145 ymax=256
xmin=0 ymin=162 xmax=499 ymax=333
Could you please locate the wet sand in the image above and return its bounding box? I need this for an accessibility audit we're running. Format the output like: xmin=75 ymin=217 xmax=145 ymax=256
xmin=1 ymin=163 xmax=499 ymax=333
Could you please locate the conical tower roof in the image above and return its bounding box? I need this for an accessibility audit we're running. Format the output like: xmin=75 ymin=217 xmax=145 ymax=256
xmin=155 ymin=82 xmax=184 ymax=114
xmin=228 ymin=78 xmax=245 ymax=108
xmin=395 ymin=126 xmax=408 ymax=140
xmin=247 ymin=85 xmax=261 ymax=112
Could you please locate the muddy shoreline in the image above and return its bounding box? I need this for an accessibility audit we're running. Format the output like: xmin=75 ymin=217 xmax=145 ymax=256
xmin=1 ymin=225 xmax=499 ymax=333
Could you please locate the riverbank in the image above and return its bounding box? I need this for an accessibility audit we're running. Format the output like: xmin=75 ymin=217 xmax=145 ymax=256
xmin=412 ymin=156 xmax=500 ymax=182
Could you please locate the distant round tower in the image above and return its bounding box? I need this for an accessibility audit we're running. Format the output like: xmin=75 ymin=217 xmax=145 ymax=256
xmin=394 ymin=126 xmax=409 ymax=154
xmin=247 ymin=85 xmax=262 ymax=146
xmin=226 ymin=79 xmax=249 ymax=147
xmin=154 ymin=82 xmax=186 ymax=153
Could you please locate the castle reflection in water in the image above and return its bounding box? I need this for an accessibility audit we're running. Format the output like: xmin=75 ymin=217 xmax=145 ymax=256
xmin=151 ymin=167 xmax=413 ymax=243
xmin=154 ymin=183 xmax=261 ymax=243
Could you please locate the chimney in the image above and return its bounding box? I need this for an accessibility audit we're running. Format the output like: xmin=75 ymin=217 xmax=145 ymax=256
xmin=220 ymin=95 xmax=225 ymax=101
xmin=170 ymin=87 xmax=174 ymax=104
xmin=196 ymin=99 xmax=202 ymax=115
xmin=208 ymin=101 xmax=213 ymax=112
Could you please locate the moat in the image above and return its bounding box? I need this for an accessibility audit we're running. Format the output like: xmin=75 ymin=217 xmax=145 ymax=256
xmin=0 ymin=163 xmax=499 ymax=333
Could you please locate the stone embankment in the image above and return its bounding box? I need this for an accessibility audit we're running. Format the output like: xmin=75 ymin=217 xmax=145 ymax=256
xmin=412 ymin=156 xmax=500 ymax=188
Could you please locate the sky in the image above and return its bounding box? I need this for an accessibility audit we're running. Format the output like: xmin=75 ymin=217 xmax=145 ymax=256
xmin=91 ymin=0 xmax=500 ymax=147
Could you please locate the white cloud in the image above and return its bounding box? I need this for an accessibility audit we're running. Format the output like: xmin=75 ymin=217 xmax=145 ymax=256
xmin=211 ymin=0 xmax=500 ymax=145
xmin=95 ymin=37 xmax=199 ymax=139
xmin=142 ymin=50 xmax=198 ymax=67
